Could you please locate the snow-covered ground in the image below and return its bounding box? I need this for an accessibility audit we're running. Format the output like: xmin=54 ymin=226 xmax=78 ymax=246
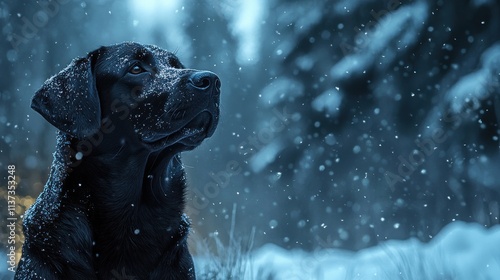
xmin=249 ymin=222 xmax=500 ymax=279
xmin=196 ymin=221 xmax=500 ymax=280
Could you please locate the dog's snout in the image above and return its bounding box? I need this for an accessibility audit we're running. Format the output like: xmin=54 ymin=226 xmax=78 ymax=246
xmin=188 ymin=71 xmax=221 ymax=94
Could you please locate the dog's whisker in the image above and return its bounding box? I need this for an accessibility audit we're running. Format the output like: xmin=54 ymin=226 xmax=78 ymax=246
xmin=182 ymin=163 xmax=194 ymax=169
xmin=111 ymin=143 xmax=125 ymax=159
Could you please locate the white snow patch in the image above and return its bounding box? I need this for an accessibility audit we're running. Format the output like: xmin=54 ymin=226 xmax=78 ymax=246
xmin=312 ymin=89 xmax=343 ymax=115
xmin=249 ymin=140 xmax=284 ymax=173
xmin=331 ymin=1 xmax=428 ymax=80
xmin=445 ymin=43 xmax=500 ymax=114
xmin=276 ymin=3 xmax=323 ymax=37
xmin=75 ymin=152 xmax=83 ymax=160
xmin=222 ymin=0 xmax=268 ymax=65
xmin=220 ymin=221 xmax=500 ymax=279
xmin=260 ymin=77 xmax=304 ymax=107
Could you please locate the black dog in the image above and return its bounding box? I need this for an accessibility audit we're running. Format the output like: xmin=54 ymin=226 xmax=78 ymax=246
xmin=15 ymin=42 xmax=220 ymax=279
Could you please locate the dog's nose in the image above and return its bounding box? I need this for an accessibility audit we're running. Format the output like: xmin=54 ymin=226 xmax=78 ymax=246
xmin=188 ymin=71 xmax=221 ymax=94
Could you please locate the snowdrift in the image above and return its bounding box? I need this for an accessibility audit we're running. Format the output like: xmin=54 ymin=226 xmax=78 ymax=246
xmin=243 ymin=222 xmax=500 ymax=279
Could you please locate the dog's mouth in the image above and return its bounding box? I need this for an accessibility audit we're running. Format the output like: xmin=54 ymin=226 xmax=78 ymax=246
xmin=177 ymin=111 xmax=213 ymax=145
xmin=142 ymin=111 xmax=216 ymax=150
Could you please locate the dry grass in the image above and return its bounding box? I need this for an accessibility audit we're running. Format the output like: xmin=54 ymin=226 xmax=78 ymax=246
xmin=194 ymin=203 xmax=256 ymax=280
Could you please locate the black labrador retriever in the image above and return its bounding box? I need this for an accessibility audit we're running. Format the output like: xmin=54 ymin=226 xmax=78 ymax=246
xmin=15 ymin=42 xmax=220 ymax=280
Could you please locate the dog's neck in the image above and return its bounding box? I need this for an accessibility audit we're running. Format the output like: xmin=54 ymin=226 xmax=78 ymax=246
xmin=60 ymin=131 xmax=186 ymax=206
xmin=54 ymin=131 xmax=189 ymax=252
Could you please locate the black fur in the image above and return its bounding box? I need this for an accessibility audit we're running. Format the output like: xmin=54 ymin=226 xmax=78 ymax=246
xmin=16 ymin=42 xmax=220 ymax=280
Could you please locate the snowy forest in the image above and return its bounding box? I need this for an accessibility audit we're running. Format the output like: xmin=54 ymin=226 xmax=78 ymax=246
xmin=1 ymin=0 xmax=500 ymax=279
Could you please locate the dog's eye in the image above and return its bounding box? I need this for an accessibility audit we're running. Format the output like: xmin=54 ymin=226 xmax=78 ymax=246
xmin=129 ymin=65 xmax=145 ymax=74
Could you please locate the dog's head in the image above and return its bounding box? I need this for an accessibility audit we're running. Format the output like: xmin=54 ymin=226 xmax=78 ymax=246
xmin=32 ymin=42 xmax=220 ymax=152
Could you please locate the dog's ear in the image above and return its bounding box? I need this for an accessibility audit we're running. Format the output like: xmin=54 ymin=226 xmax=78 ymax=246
xmin=32 ymin=51 xmax=101 ymax=139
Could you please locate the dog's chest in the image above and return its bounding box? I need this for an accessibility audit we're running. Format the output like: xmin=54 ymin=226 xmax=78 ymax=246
xmin=91 ymin=209 xmax=189 ymax=276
